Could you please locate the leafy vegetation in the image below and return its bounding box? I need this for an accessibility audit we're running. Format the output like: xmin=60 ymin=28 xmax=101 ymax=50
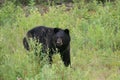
xmin=0 ymin=0 xmax=120 ymax=80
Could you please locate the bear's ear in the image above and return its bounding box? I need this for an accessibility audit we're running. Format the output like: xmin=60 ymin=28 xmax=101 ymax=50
xmin=54 ymin=28 xmax=60 ymax=33
xmin=64 ymin=29 xmax=69 ymax=35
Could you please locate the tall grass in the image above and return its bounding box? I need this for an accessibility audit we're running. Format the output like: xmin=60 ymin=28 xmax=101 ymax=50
xmin=0 ymin=1 xmax=120 ymax=80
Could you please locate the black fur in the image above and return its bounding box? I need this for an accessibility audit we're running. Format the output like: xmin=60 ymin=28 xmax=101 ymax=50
xmin=23 ymin=26 xmax=71 ymax=67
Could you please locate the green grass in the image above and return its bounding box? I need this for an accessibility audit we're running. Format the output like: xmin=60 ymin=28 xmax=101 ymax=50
xmin=0 ymin=1 xmax=120 ymax=80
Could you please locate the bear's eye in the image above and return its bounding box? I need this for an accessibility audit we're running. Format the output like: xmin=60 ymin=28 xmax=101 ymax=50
xmin=57 ymin=36 xmax=63 ymax=39
xmin=56 ymin=36 xmax=59 ymax=39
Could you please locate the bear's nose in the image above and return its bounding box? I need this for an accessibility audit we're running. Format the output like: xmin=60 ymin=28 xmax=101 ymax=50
xmin=56 ymin=39 xmax=63 ymax=46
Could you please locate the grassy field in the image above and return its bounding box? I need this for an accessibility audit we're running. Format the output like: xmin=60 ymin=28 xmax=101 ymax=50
xmin=0 ymin=1 xmax=120 ymax=80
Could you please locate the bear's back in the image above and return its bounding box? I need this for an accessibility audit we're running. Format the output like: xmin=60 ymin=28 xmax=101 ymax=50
xmin=27 ymin=26 xmax=53 ymax=38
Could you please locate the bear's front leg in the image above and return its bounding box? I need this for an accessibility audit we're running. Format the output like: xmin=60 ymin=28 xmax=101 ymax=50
xmin=60 ymin=49 xmax=71 ymax=67
xmin=48 ymin=53 xmax=53 ymax=65
xmin=48 ymin=49 xmax=53 ymax=64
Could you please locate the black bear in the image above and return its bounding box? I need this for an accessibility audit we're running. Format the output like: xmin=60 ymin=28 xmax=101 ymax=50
xmin=23 ymin=26 xmax=71 ymax=67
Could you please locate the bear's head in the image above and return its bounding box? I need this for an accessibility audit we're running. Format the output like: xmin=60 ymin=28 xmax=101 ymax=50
xmin=53 ymin=28 xmax=70 ymax=48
